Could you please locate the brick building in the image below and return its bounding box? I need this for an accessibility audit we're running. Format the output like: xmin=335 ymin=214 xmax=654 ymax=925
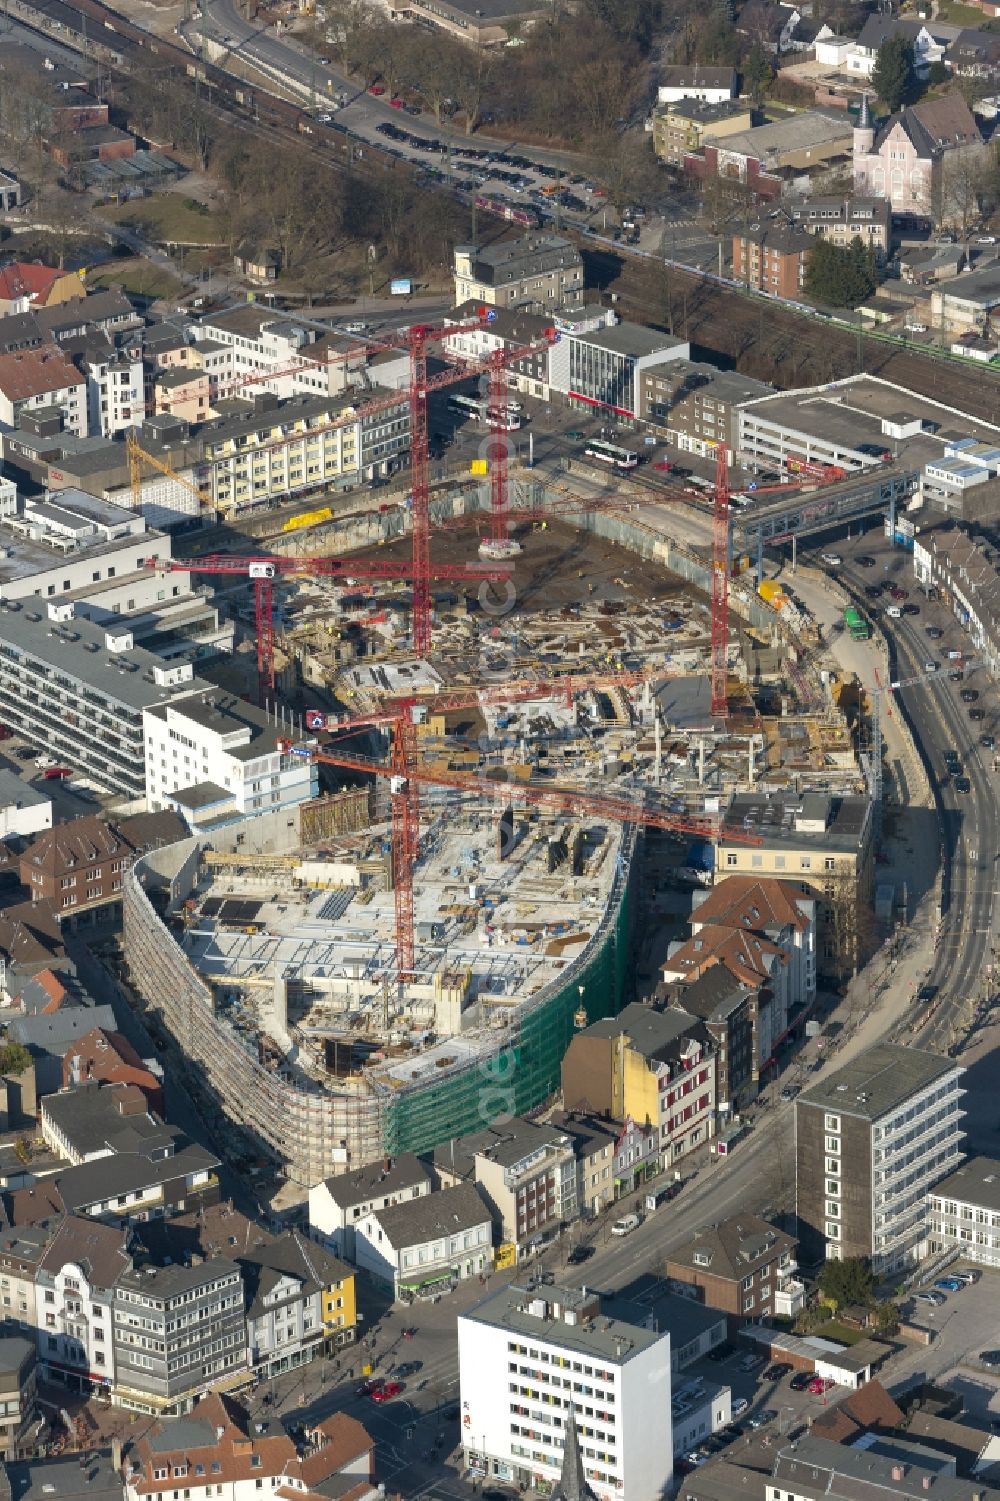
xmin=638 ymin=360 xmax=772 ymax=461
xmin=664 ymin=1214 xmax=799 ymax=1324
xmin=62 ymin=1027 xmax=164 ymax=1115
xmin=18 ymin=812 xmax=185 ymax=932
xmin=733 ymin=222 xmax=813 ymax=297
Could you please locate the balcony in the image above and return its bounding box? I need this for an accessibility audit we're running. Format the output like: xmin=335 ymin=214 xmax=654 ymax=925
xmin=774 ymin=1279 xmax=805 ymax=1317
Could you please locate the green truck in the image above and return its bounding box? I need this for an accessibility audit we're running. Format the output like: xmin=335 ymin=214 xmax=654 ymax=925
xmin=844 ymin=606 xmax=871 ymax=641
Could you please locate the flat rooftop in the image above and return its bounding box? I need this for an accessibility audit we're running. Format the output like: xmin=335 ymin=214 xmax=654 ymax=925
xmin=0 ymin=492 xmax=152 ymax=588
xmin=796 ymin=1043 xmax=961 ymax=1121
xmin=929 ymin=1154 xmax=1000 ymax=1213
xmin=461 ymin=1281 xmax=665 ymax=1364
xmin=740 ymin=375 xmax=1000 ymax=476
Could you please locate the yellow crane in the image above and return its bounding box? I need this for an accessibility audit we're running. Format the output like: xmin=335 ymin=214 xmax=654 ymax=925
xmin=126 ymin=430 xmax=214 ymax=522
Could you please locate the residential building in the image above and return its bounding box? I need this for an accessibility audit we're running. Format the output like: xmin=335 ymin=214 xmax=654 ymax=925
xmin=768 ymin=1435 xmax=985 ymax=1501
xmin=737 ymin=0 xmax=804 ymax=53
xmin=308 ymin=1154 xmax=432 ymax=1261
xmin=0 ymin=1222 xmax=53 ymax=1333
xmin=10 ymin=1004 xmax=119 ymax=1097
xmin=664 ymin=1214 xmax=800 ymax=1324
xmin=733 ymin=222 xmax=813 ymax=298
xmin=111 ymin=1258 xmax=247 ymax=1413
xmin=657 ymin=66 xmax=737 ymax=103
xmin=453 ymin=237 xmax=584 ymax=311
xmin=191 ymin=306 xmax=379 ymax=401
xmin=78 ymin=345 xmax=144 ymax=438
xmin=611 ymin=1118 xmax=658 ymax=1195
xmin=613 ymin=1287 xmax=728 ymax=1373
xmin=0 ymin=1329 xmax=37 ymax=1455
xmin=0 ymin=601 xmax=203 ymax=802
xmin=443 ymin=303 xmax=556 ymax=401
xmin=949 ymin=29 xmax=1000 ymax=77
xmin=234 ymin=246 xmax=281 ymax=284
xmin=547 ymin=1113 xmax=617 ymax=1217
xmin=35 ymin=1214 xmax=131 ymax=1395
xmin=0 ymin=769 xmax=51 ymax=840
xmin=924 ymin=1154 xmax=1000 ymax=1266
xmin=40 ymin=1079 xmax=168 ymax=1164
xmin=458 ymin=1280 xmax=673 ymax=1500
xmin=715 ymin=792 xmax=875 ymax=976
xmin=846 ymin=15 xmax=946 ymax=78
xmin=638 ymin=360 xmax=773 ymax=461
xmin=122 ymin=1396 xmax=377 ymax=1501
xmin=663 ymin=970 xmax=759 ymax=1113
xmin=0 ymin=264 xmax=85 ymax=317
xmin=853 ymin=93 xmax=985 ymax=219
xmin=143 ymin=692 xmax=318 ymax=828
xmin=62 ymin=1027 xmax=164 ymax=1115
xmin=550 ymin=323 xmax=689 ymax=419
xmin=153 ymin=367 xmax=213 ymax=424
xmin=913 ymin=523 xmax=1000 ymax=674
xmin=354 ymin=1181 xmax=493 ymax=1298
xmin=794 ymin=1044 xmax=965 ymax=1270
xmin=53 ymin=1132 xmax=221 ymax=1223
xmin=0 ymin=347 xmax=87 ymax=436
xmin=18 ymin=813 xmax=186 ymax=933
xmin=652 ymin=99 xmax=754 ymax=169
xmin=786 ymin=196 xmax=892 ymax=260
xmin=663 ymin=875 xmax=817 ymax=1072
xmin=1 ymin=1455 xmax=124 ymax=1501
xmin=561 ymin=1003 xmax=717 ymax=1167
xmin=239 ymin=1230 xmax=355 ymax=1375
xmin=433 ymin=1120 xmax=578 ymax=1256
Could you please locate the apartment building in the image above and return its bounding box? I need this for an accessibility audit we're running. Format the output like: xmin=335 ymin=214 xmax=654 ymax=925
xmin=732 ymin=223 xmax=813 ymax=298
xmin=548 ymin=1113 xmax=617 ymax=1217
xmin=0 ymin=1331 xmax=37 ymax=1456
xmin=795 ymin=1044 xmax=965 ymax=1270
xmin=665 ymin=1215 xmax=800 ymax=1324
xmin=240 ymin=1231 xmax=355 ymax=1374
xmin=638 ymin=360 xmax=773 ymax=461
xmin=458 ymin=1280 xmax=673 ymax=1501
xmin=355 ymin=1182 xmax=493 ymax=1299
xmin=191 ymin=306 xmax=378 ymax=401
xmin=785 ymin=196 xmax=892 ymax=260
xmin=111 ymin=1258 xmax=247 ymax=1414
xmin=924 ymin=1154 xmax=1000 ymax=1266
xmin=652 ymin=98 xmax=753 ymax=168
xmin=0 ymin=347 xmax=87 ymax=436
xmin=433 ymin=1120 xmax=578 ymax=1257
xmin=78 ymin=345 xmax=143 ymax=438
xmin=443 ymin=303 xmax=555 ymax=400
xmin=664 ymin=876 xmax=817 ymax=1070
xmin=122 ymin=1394 xmax=377 ymax=1501
xmin=716 ymin=792 xmax=875 ymax=976
xmin=0 ymin=1223 xmax=52 ymax=1334
xmin=308 ymin=1154 xmax=432 ymax=1261
xmin=63 ymin=1027 xmax=164 ymax=1115
xmin=41 ymin=1078 xmax=166 ymax=1163
xmin=143 ymin=691 xmax=317 ymax=827
xmin=657 ymin=65 xmax=737 ymax=103
xmin=561 ymin=1004 xmax=717 ymax=1167
xmin=453 ymin=236 xmax=584 ymax=310
xmin=768 ymin=1436 xmax=978 ymax=1501
xmin=17 ymin=810 xmax=184 ymax=932
xmin=54 ymin=1133 xmax=221 ymax=1224
xmin=36 ymin=1215 xmax=132 ymax=1395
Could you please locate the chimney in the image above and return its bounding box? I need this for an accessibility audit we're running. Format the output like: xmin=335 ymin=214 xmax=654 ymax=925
xmin=922 ymin=1480 xmax=932 ymax=1492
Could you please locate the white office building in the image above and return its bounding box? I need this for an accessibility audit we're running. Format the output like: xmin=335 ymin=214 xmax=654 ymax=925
xmin=143 ymin=693 xmax=318 ymax=828
xmin=458 ymin=1282 xmax=673 ymax=1501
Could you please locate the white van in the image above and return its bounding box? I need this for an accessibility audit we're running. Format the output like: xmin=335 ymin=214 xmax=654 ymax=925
xmin=887 ymin=604 xmax=902 ymax=618
xmin=611 ymin=1214 xmax=640 ymax=1237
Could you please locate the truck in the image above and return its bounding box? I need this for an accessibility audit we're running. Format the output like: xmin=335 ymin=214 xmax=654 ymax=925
xmin=844 ymin=606 xmax=871 ymax=641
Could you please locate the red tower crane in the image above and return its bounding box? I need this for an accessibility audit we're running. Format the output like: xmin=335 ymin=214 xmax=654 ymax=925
xmin=281 ymin=670 xmax=759 ymax=976
xmin=148 ymin=550 xmax=514 ymax=706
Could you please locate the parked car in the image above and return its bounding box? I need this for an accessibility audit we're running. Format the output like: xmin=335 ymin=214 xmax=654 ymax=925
xmin=820 ymin=552 xmax=843 ymax=566
xmin=790 ymin=1371 xmax=812 ymax=1391
xmin=926 ymin=626 xmax=944 ymax=639
xmin=914 ymin=1290 xmax=945 ymax=1307
xmin=856 ymin=555 xmax=876 ymax=568
xmin=708 ymin=1342 xmax=736 ymax=1363
xmin=42 ymin=767 xmax=72 ymax=780
xmin=889 ymin=585 xmax=908 ymax=600
xmin=779 ymin=1085 xmax=800 ymax=1102
xmin=368 ymin=83 xmax=386 ymax=94
xmin=956 ymin=1269 xmax=981 ymax=1284
xmin=654 ymin=460 xmax=674 ymax=472
xmin=808 ymin=1377 xmax=836 ymax=1395
xmin=748 ymin=1410 xmax=778 ymax=1430
xmin=357 ymin=1377 xmax=383 ymax=1397
xmin=980 ymin=735 xmax=995 ymax=749
xmin=955 ymin=776 xmax=972 ymax=793
xmin=970 ymin=708 xmax=986 ymax=720
xmin=567 ymin=1245 xmax=595 ymax=1265
xmin=611 ymin=1214 xmax=640 ymax=1237
xmin=902 ymin=603 xmax=920 ymax=615
xmin=935 ymin=1278 xmax=964 ymax=1292
xmin=731 ymin=1397 xmax=750 ymax=1417
xmin=740 ymin=1352 xmax=766 ymax=1372
xmin=961 ymin=689 xmax=980 ymax=702
xmin=981 ymin=1350 xmax=1000 ymax=1367
xmin=765 ymin=1364 xmax=792 ymax=1381
xmin=395 ymin=1361 xmax=422 ymax=1378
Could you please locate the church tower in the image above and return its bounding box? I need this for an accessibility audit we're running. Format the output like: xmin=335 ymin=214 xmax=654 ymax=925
xmin=551 ymin=1407 xmax=598 ymax=1501
xmin=853 ymin=92 xmax=874 ymax=189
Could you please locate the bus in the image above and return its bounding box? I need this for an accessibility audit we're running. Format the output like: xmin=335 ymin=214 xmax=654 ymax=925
xmin=583 ymin=438 xmax=639 ymax=470
xmin=844 ymin=606 xmax=871 ymax=641
xmin=447 ymin=395 xmax=521 ymax=431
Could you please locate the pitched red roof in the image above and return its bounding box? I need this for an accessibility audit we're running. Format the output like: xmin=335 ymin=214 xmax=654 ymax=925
xmin=0 ymin=262 xmax=63 ymax=304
